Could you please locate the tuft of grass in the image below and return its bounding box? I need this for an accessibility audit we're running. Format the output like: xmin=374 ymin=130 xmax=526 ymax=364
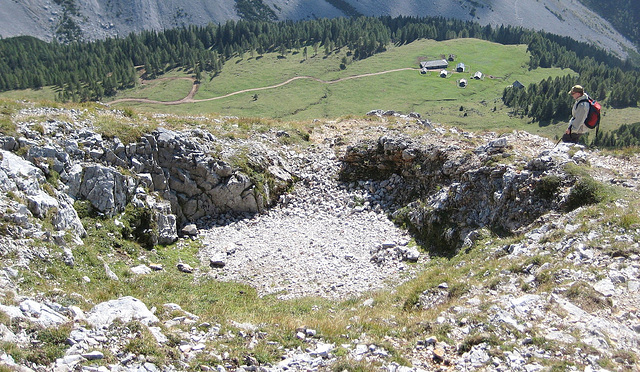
xmin=92 ymin=115 xmax=156 ymax=144
xmin=1 ymin=342 xmax=26 ymax=366
xmin=618 ymin=212 xmax=640 ymax=230
xmin=122 ymin=322 xmax=167 ymax=365
xmin=565 ymin=281 xmax=613 ymax=313
xmin=0 ymin=310 xmax=10 ymax=325
xmin=601 ymin=239 xmax=640 ymax=258
xmin=458 ymin=332 xmax=500 ymax=354
xmin=0 ymin=116 xmax=17 ymax=137
xmin=535 ymin=268 xmax=556 ymax=292
xmin=545 ymin=361 xmax=579 ymax=371
xmin=331 ymin=358 xmax=383 ymax=371
xmin=121 ymin=107 xmax=136 ymax=118
xmin=425 ymin=322 xmax=454 ymax=345
xmin=6 ymin=322 xmax=74 ymax=366
xmin=611 ymin=350 xmax=638 ymax=368
xmin=447 ymin=281 xmax=470 ymax=300
xmin=530 ymin=335 xmax=564 ymax=353
xmin=0 ymin=99 xmax=21 ymax=137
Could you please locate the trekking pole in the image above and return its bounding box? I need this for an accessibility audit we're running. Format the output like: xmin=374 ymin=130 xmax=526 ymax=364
xmin=553 ymin=137 xmax=562 ymax=148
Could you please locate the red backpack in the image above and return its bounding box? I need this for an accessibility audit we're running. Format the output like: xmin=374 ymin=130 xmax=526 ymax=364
xmin=581 ymin=96 xmax=601 ymax=129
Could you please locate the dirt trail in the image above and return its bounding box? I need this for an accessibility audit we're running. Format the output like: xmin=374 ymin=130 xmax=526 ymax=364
xmin=108 ymin=68 xmax=417 ymax=106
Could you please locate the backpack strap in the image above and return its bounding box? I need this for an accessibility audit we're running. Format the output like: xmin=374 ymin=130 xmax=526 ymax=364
xmin=577 ymin=96 xmax=590 ymax=105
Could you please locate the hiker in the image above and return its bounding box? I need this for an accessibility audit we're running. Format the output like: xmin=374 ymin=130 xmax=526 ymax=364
xmin=562 ymin=85 xmax=591 ymax=143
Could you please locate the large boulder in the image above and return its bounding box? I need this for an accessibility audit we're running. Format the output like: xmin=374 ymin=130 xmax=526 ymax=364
xmin=86 ymin=296 xmax=158 ymax=329
xmin=65 ymin=164 xmax=131 ymax=217
xmin=0 ymin=300 xmax=69 ymax=328
xmin=0 ymin=150 xmax=86 ymax=237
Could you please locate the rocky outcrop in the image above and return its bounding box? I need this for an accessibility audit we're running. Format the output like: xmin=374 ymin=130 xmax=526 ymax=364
xmin=340 ymin=132 xmax=578 ymax=253
xmin=147 ymin=127 xmax=293 ymax=222
xmin=1 ymin=107 xmax=295 ymax=246
xmin=0 ymin=149 xmax=86 ymax=239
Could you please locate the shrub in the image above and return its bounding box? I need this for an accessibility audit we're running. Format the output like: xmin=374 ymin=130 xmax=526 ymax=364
xmin=535 ymin=175 xmax=561 ymax=200
xmin=121 ymin=204 xmax=157 ymax=249
xmin=565 ymin=177 xmax=604 ymax=211
xmin=46 ymin=168 xmax=60 ymax=188
xmin=73 ymin=200 xmax=96 ymax=219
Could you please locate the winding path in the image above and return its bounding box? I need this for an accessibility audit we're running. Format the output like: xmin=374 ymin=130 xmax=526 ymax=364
xmin=108 ymin=68 xmax=418 ymax=106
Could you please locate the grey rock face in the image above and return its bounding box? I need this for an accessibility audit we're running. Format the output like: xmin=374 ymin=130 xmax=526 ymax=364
xmin=1 ymin=108 xmax=297 ymax=248
xmin=70 ymin=164 xmax=129 ymax=216
xmin=341 ymin=132 xmax=571 ymax=251
xmin=0 ymin=149 xmax=86 ymax=238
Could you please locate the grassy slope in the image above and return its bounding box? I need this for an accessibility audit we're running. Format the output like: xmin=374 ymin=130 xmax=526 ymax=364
xmin=108 ymin=38 xmax=640 ymax=138
xmin=4 ymin=38 xmax=640 ymax=138
xmin=119 ymin=39 xmax=560 ymax=119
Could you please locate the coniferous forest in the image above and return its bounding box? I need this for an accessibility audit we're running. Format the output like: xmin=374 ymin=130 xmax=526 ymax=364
xmin=1 ymin=14 xmax=640 ymax=147
xmin=597 ymin=123 xmax=640 ymax=148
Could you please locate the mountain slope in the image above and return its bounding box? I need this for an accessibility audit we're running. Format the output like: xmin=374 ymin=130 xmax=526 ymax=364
xmin=579 ymin=0 xmax=640 ymax=47
xmin=0 ymin=0 xmax=635 ymax=59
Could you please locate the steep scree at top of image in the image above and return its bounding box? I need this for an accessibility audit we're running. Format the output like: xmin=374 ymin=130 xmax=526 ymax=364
xmin=0 ymin=0 xmax=635 ymax=58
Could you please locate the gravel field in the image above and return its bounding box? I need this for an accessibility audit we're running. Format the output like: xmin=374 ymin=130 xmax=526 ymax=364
xmin=200 ymin=145 xmax=419 ymax=300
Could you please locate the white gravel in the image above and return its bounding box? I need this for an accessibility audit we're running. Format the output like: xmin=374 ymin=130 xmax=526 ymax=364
xmin=200 ymin=145 xmax=418 ymax=300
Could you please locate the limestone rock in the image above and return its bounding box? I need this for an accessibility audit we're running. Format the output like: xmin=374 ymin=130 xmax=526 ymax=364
xmin=86 ymin=296 xmax=158 ymax=328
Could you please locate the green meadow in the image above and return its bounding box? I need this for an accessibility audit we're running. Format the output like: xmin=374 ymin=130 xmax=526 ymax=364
xmin=5 ymin=38 xmax=640 ymax=139
xmin=102 ymin=38 xmax=589 ymax=137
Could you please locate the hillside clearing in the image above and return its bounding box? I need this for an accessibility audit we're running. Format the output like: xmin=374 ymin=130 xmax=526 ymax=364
xmin=3 ymin=37 xmax=640 ymax=140
xmin=100 ymin=39 xmax=584 ymax=137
